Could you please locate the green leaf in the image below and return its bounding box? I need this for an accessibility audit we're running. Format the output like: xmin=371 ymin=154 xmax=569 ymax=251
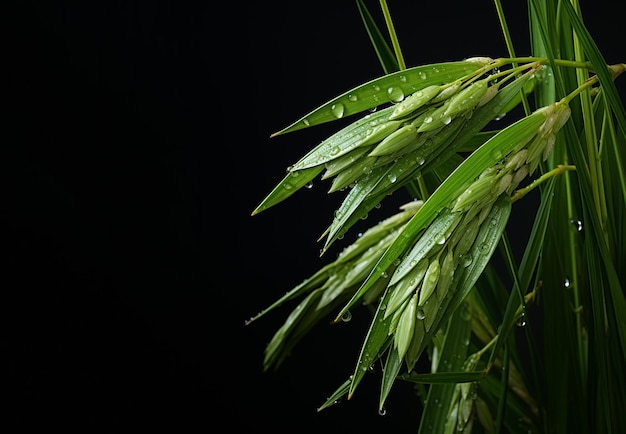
xmin=399 ymin=370 xmax=485 ymax=384
xmin=562 ymin=0 xmax=626 ymax=139
xmin=316 ymin=378 xmax=351 ymax=412
xmin=271 ymin=60 xmax=488 ymax=137
xmin=417 ymin=302 xmax=474 ymax=433
xmin=251 ymin=165 xmax=324 ymax=215
xmin=356 ymin=0 xmax=399 ymax=74
xmin=347 ymin=284 xmax=395 ymax=399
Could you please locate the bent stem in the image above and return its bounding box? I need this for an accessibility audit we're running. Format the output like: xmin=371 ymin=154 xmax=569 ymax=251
xmin=511 ymin=164 xmax=576 ymax=203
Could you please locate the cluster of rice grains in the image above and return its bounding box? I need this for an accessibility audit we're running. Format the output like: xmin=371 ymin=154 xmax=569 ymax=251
xmin=249 ymin=57 xmax=571 ymax=412
xmin=381 ymin=100 xmax=571 ymax=372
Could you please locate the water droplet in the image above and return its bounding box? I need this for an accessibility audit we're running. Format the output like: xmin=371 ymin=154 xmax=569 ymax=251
xmin=381 ymin=271 xmax=388 ymax=278
xmin=387 ymin=173 xmax=397 ymax=183
xmin=418 ymin=71 xmax=427 ymax=80
xmin=516 ymin=311 xmax=527 ymax=327
xmin=564 ymin=276 xmax=571 ymax=288
xmin=304 ymin=181 xmax=313 ymax=189
xmin=387 ymin=86 xmax=405 ymax=102
xmin=331 ymin=103 xmax=345 ymax=119
xmin=302 ymin=118 xmax=310 ymax=126
xmin=494 ymin=113 xmax=506 ymax=121
xmin=378 ymin=407 xmax=387 ymax=416
xmin=423 ymin=116 xmax=433 ymax=124
xmin=569 ymin=219 xmax=583 ymax=232
xmin=348 ymin=94 xmax=358 ymax=102
xmin=368 ymin=106 xmax=378 ymax=113
xmin=341 ymin=310 xmax=352 ymax=322
xmin=461 ymin=254 xmax=473 ymax=267
xmin=416 ymin=156 xmax=425 ymax=165
xmin=442 ymin=115 xmax=452 ymax=125
xmin=416 ymin=309 xmax=426 ymax=320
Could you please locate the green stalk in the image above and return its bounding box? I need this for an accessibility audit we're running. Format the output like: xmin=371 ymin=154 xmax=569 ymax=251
xmin=563 ymin=159 xmax=588 ymax=385
xmin=493 ymin=0 xmax=531 ymax=115
xmin=379 ymin=0 xmax=406 ymax=71
xmin=571 ymin=0 xmax=608 ymax=242
xmin=511 ymin=165 xmax=576 ymax=202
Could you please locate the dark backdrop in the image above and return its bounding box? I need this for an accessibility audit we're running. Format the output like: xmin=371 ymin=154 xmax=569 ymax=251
xmin=7 ymin=1 xmax=623 ymax=432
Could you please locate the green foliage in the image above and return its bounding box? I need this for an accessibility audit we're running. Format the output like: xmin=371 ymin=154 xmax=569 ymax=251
xmin=248 ymin=1 xmax=626 ymax=432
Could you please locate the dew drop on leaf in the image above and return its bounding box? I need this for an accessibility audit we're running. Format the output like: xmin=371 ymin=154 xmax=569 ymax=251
xmin=331 ymin=103 xmax=345 ymax=119
xmin=387 ymin=86 xmax=405 ymax=102
xmin=341 ymin=310 xmax=352 ymax=322
xmin=569 ymin=219 xmax=583 ymax=232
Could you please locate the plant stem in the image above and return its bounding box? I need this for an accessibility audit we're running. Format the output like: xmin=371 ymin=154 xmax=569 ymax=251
xmin=563 ymin=157 xmax=588 ymax=386
xmin=511 ymin=165 xmax=576 ymax=202
xmin=493 ymin=0 xmax=531 ymax=115
xmin=379 ymin=0 xmax=405 ymax=71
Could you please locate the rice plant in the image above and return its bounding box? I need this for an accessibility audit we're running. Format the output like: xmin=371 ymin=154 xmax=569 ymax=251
xmin=247 ymin=1 xmax=626 ymax=432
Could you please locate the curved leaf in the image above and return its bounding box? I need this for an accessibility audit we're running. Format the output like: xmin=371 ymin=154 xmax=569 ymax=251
xmin=271 ymin=60 xmax=490 ymax=137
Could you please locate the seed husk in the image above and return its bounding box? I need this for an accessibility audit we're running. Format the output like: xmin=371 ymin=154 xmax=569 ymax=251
xmin=452 ymin=173 xmax=498 ymax=212
xmin=385 ymin=257 xmax=429 ymax=319
xmin=322 ymin=146 xmax=371 ymax=179
xmin=444 ymin=79 xmax=489 ymax=118
xmin=389 ymin=84 xmax=441 ymax=120
xmin=359 ymin=120 xmax=403 ymax=147
xmin=328 ymin=156 xmax=378 ymax=192
xmin=416 ymin=102 xmax=453 ymax=133
xmin=369 ymin=124 xmax=420 ymax=156
xmin=431 ymin=81 xmax=461 ymax=103
xmin=395 ymin=292 xmax=418 ymax=360
xmin=418 ymin=258 xmax=441 ymax=305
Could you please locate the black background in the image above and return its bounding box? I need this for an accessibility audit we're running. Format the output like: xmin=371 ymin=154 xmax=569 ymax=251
xmin=7 ymin=1 xmax=623 ymax=432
